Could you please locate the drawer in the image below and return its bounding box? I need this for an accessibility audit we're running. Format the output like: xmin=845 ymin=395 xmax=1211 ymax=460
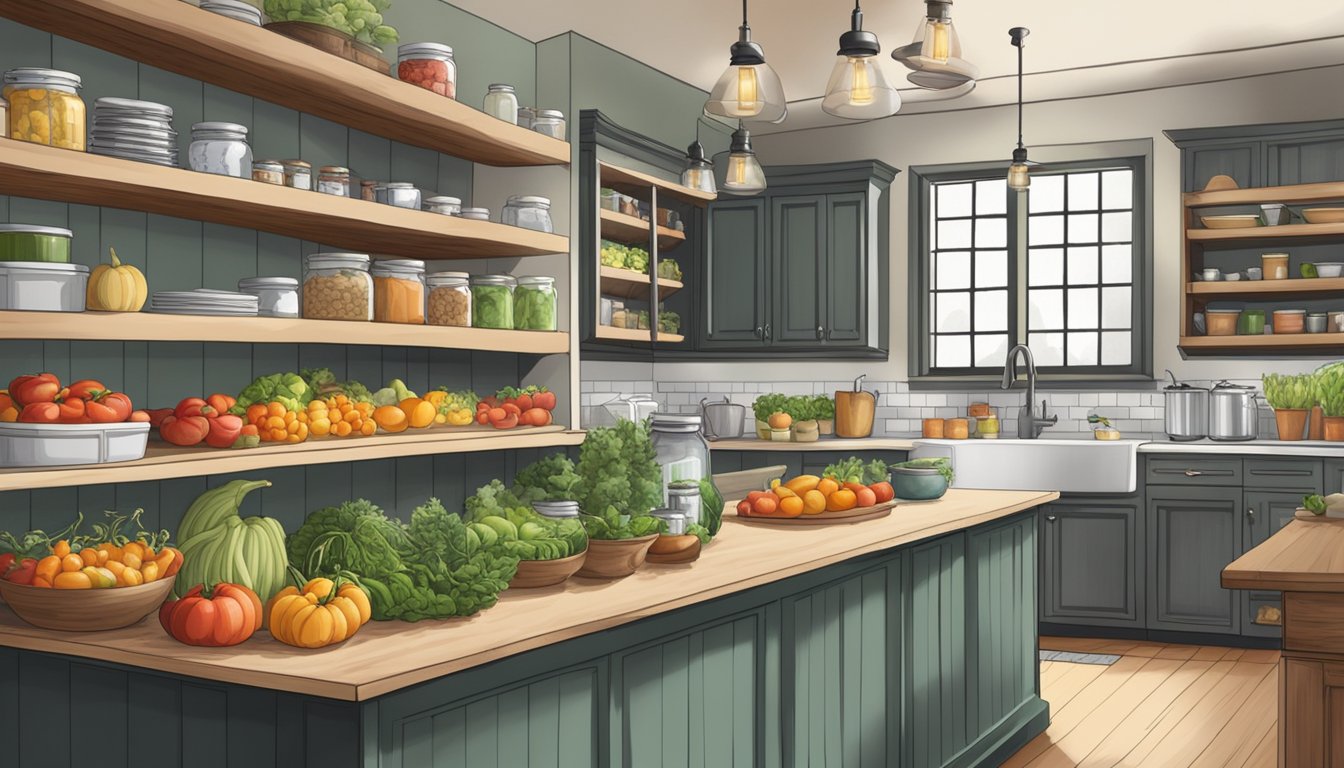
xmin=1145 ymin=456 xmax=1242 ymax=486
xmin=1244 ymin=457 xmax=1324 ymax=492
xmin=1285 ymin=592 xmax=1344 ymax=654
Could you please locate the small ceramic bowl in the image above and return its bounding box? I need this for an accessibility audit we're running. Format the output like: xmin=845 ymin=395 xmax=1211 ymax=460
xmin=891 ymin=467 xmax=949 ymax=500
xmin=1316 ymin=263 xmax=1344 ymax=278
xmin=1274 ymin=309 xmax=1306 ymax=334
xmin=1224 ymin=272 xmax=1242 ymax=282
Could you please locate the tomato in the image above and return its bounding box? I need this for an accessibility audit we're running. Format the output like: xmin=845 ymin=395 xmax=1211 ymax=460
xmin=0 ymin=553 xmax=13 ymax=577
xmin=532 ymin=390 xmax=557 ymax=411
xmin=17 ymin=401 xmax=60 ymax=423
xmin=522 ymin=407 xmax=551 ymax=427
xmin=128 ymin=410 xmax=151 ymax=423
xmin=56 ymin=397 xmax=88 ymax=423
xmin=8 ymin=373 xmax=60 ymax=406
xmin=869 ymin=482 xmax=895 ymax=504
xmin=476 ymin=410 xmax=489 ymax=425
xmin=514 ymin=393 xmax=533 ymax=411
xmin=174 ymin=397 xmax=213 ymax=419
xmin=501 ymin=403 xmax=521 ymax=417
xmin=206 ymin=393 xmax=236 ymax=414
xmin=204 ymin=414 xmax=244 ymax=449
xmin=160 ymin=582 xmax=262 ymax=647
xmin=3 ymin=557 xmax=36 ymax=585
xmin=491 ymin=413 xmax=519 ymax=429
xmin=855 ymin=487 xmax=877 ymax=508
xmin=160 ymin=414 xmax=210 ymax=446
xmin=98 ymin=392 xmax=133 ymax=421
xmin=86 ymin=400 xmax=120 ymax=423
xmin=64 ymin=379 xmax=107 ymax=401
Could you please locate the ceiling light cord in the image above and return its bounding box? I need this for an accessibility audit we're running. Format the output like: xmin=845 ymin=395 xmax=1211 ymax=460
xmin=742 ymin=0 xmax=749 ymax=29
xmin=1016 ymin=41 xmax=1023 ymax=150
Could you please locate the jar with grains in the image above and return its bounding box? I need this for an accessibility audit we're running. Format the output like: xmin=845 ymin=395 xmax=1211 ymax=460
xmin=470 ymin=274 xmax=515 ymax=330
xmin=532 ymin=109 xmax=566 ymax=140
xmin=302 ymin=252 xmax=372 ymax=321
xmin=371 ymin=258 xmax=425 ymax=325
xmin=317 ymin=166 xmax=350 ymax=196
xmin=426 ymin=271 xmax=471 ymax=327
xmin=397 ymin=43 xmax=456 ymax=99
xmin=4 ymin=68 xmax=85 ymax=150
xmin=251 ymin=160 xmax=284 ymax=185
xmin=189 ymin=122 xmax=252 ymax=177
xmin=514 ymin=276 xmax=557 ymax=331
xmin=483 ymin=84 xmax=518 ymax=124
xmin=282 ymin=160 xmax=312 ymax=190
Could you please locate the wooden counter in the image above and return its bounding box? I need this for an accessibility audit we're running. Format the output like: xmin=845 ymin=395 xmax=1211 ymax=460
xmin=1224 ymin=518 xmax=1344 ymax=767
xmin=708 ymin=437 xmax=916 ymax=452
xmin=0 ymin=488 xmax=1053 ymax=702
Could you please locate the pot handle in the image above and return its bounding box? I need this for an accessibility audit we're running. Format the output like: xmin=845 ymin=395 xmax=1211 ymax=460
xmin=700 ymin=399 xmax=718 ymax=440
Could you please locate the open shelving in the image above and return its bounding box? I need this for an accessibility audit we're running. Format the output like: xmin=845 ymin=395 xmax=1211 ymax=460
xmin=1187 ymin=278 xmax=1344 ymax=297
xmin=0 ymin=0 xmax=569 ymax=166
xmin=0 ymin=139 xmax=568 ymax=259
xmin=594 ymin=326 xmax=684 ymax=344
xmin=599 ymin=266 xmax=683 ymax=301
xmin=598 ymin=161 xmax=716 ymax=205
xmin=0 ymin=311 xmax=570 ymax=354
xmin=599 ymin=209 xmax=686 ymax=250
xmin=0 ymin=426 xmax=584 ymax=492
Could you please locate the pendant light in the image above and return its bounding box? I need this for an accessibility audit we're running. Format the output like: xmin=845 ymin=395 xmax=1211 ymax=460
xmin=721 ymin=121 xmax=766 ymax=196
xmin=680 ymin=123 xmax=717 ymax=196
xmin=1006 ymin=27 xmax=1031 ymax=192
xmin=704 ymin=0 xmax=787 ymax=124
xmin=892 ymin=0 xmax=979 ymax=91
xmin=822 ymin=0 xmax=900 ymax=119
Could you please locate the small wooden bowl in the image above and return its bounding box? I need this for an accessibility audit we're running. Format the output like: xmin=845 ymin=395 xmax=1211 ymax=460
xmin=575 ymin=534 xmax=658 ymax=579
xmin=509 ymin=551 xmax=588 ymax=589
xmin=0 ymin=577 xmax=175 ymax=632
xmin=646 ymin=536 xmax=702 ymax=565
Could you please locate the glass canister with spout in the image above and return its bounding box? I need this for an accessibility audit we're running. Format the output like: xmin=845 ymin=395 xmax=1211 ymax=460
xmin=649 ymin=412 xmax=721 ymax=527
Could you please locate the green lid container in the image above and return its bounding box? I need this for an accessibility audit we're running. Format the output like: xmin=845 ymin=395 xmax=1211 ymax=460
xmin=0 ymin=224 xmax=72 ymax=263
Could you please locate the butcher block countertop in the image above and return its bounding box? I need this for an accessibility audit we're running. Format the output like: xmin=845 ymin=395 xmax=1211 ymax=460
xmin=708 ymin=437 xmax=917 ymax=451
xmin=0 ymin=488 xmax=1056 ymax=702
xmin=1222 ymin=517 xmax=1344 ymax=592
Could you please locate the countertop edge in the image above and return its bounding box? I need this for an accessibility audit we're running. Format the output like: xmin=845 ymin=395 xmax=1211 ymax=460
xmin=707 ymin=438 xmax=917 ymax=452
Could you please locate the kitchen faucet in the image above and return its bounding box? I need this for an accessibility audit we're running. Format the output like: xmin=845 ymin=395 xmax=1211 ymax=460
xmin=1001 ymin=344 xmax=1057 ymax=439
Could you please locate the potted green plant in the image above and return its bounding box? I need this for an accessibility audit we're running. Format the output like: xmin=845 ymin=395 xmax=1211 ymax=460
xmin=786 ymin=396 xmax=819 ymax=443
xmin=1263 ymin=373 xmax=1316 ymax=440
xmin=1316 ymin=363 xmax=1344 ymax=441
xmin=813 ymin=395 xmax=836 ymax=436
xmin=752 ymin=393 xmax=787 ymax=440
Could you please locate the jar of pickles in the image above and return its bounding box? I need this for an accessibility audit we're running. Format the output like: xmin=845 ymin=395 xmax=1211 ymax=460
xmin=397 ymin=43 xmax=456 ymax=99
xmin=371 ymin=259 xmax=425 ymax=325
xmin=4 ymin=68 xmax=86 ymax=150
xmin=502 ymin=196 xmax=554 ymax=233
xmin=426 ymin=271 xmax=471 ymax=327
xmin=302 ymin=252 xmax=373 ymax=321
xmin=470 ymin=274 xmax=514 ymax=330
xmin=514 ymin=276 xmax=557 ymax=331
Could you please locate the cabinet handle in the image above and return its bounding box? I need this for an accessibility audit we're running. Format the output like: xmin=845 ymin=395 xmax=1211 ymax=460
xmin=1046 ymin=515 xmax=1057 ymax=523
xmin=1184 ymin=469 xmax=1203 ymax=477
xmin=754 ymin=325 xmax=763 ymax=339
xmin=1247 ymin=507 xmax=1256 ymax=524
xmin=764 ymin=323 xmax=772 ymax=339
xmin=816 ymin=325 xmax=825 ymax=340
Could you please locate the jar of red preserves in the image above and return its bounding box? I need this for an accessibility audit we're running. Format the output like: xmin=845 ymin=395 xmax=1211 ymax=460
xmin=397 ymin=43 xmax=456 ymax=99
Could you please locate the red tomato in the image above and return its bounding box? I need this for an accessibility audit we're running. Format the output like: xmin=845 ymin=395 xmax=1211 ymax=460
xmin=487 ymin=407 xmax=507 ymax=423
xmin=128 ymin=410 xmax=151 ymax=423
xmin=491 ymin=413 xmax=519 ymax=429
xmin=8 ymin=373 xmax=60 ymax=406
xmin=174 ymin=397 xmax=213 ymax=419
xmin=514 ymin=393 xmax=533 ymax=411
xmin=855 ymin=487 xmax=877 ymax=508
xmin=85 ymin=400 xmax=121 ymax=423
xmin=17 ymin=402 xmax=60 ymax=423
xmin=206 ymin=393 xmax=236 ymax=414
xmin=869 ymin=482 xmax=895 ymax=504
xmin=56 ymin=397 xmax=87 ymax=423
xmin=532 ymin=390 xmax=557 ymax=411
xmin=204 ymin=414 xmax=244 ymax=449
xmin=501 ymin=403 xmax=521 ymax=417
xmin=64 ymin=379 xmax=107 ymax=401
xmin=522 ymin=407 xmax=552 ymax=427
xmin=160 ymin=414 xmax=210 ymax=446
xmin=145 ymin=408 xmax=174 ymax=428
xmin=159 ymin=582 xmax=261 ymax=647
xmin=476 ymin=410 xmax=489 ymax=425
xmin=736 ymin=500 xmax=752 ymax=515
xmin=3 ymin=557 xmax=36 ymax=585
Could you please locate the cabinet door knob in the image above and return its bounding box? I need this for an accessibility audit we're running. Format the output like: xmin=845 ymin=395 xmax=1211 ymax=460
xmin=816 ymin=325 xmax=825 ymax=339
xmin=1247 ymin=507 xmax=1256 ymax=524
xmin=1184 ymin=469 xmax=1203 ymax=477
xmin=1046 ymin=515 xmax=1057 ymax=523
xmin=764 ymin=323 xmax=772 ymax=339
xmin=755 ymin=325 xmax=763 ymax=338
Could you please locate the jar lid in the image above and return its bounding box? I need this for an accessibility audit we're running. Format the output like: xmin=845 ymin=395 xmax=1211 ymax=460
xmin=386 ymin=182 xmax=416 ymax=189
xmin=253 ymin=160 xmax=284 ymax=171
xmin=282 ymin=159 xmax=312 ymax=169
xmin=320 ymin=166 xmax=350 ymax=174
xmin=471 ymin=274 xmax=515 ymax=286
xmin=95 ymin=97 xmax=172 ymax=116
xmin=1274 ymin=309 xmax=1306 ymax=314
xmin=667 ymin=484 xmax=701 ymax=496
xmin=424 ymin=195 xmax=462 ymax=205
xmin=532 ymin=501 xmax=580 ymax=519
xmin=427 ymin=271 xmax=470 ymax=286
xmin=305 ymin=252 xmax=371 ymax=270
xmin=460 ymin=207 xmax=490 ymax=217
xmin=429 ymin=270 xmax=470 ymax=280
xmin=192 ymin=121 xmax=248 ymax=135
xmin=516 ymin=276 xmax=554 ymax=288
xmin=0 ymin=224 xmax=73 ymax=238
xmin=239 ymin=276 xmax=299 ymax=289
xmin=1212 ymin=380 xmax=1255 ymax=392
xmin=398 ymin=42 xmax=454 ymax=57
xmin=487 ymin=84 xmax=516 ymax=92
xmin=0 ymin=261 xmax=89 ymax=274
xmin=536 ymin=109 xmax=565 ymax=119
xmin=4 ymin=67 xmax=82 ymax=90
xmin=651 ymin=413 xmax=702 ymax=432
xmin=371 ymin=258 xmax=426 ymax=276
xmin=507 ymin=195 xmax=551 ymax=207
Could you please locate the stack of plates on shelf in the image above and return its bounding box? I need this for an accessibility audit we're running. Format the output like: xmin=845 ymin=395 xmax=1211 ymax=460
xmin=150 ymin=289 xmax=259 ymax=316
xmin=199 ymin=0 xmax=264 ymax=25
xmin=89 ymin=98 xmax=178 ymax=167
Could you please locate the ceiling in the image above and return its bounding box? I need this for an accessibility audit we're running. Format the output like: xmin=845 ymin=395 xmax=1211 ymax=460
xmin=450 ymin=0 xmax=1344 ymax=131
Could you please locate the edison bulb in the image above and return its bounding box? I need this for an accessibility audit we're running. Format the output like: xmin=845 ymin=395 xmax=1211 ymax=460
xmin=848 ymin=58 xmax=873 ymax=105
xmin=922 ymin=19 xmax=951 ymax=62
xmin=706 ymin=61 xmax=787 ymax=122
xmin=722 ymin=152 xmax=766 ymax=195
xmin=735 ymin=67 xmax=761 ymax=113
xmin=822 ymin=55 xmax=900 ymax=119
xmin=1007 ymin=162 xmax=1031 ymax=191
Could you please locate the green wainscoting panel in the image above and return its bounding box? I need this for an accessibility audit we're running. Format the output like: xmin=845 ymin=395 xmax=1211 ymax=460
xmin=967 ymin=517 xmax=1037 ymax=739
xmin=784 ymin=566 xmax=895 ymax=768
xmin=906 ymin=536 xmax=969 ymax=768
xmin=613 ymin=613 xmax=760 ymax=767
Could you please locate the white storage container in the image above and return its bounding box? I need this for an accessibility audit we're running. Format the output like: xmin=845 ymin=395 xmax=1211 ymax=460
xmin=0 ymin=421 xmax=150 ymax=467
xmin=0 ymin=261 xmax=89 ymax=311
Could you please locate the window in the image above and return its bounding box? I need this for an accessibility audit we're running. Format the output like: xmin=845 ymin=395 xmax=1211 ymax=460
xmin=910 ymin=156 xmax=1149 ymax=379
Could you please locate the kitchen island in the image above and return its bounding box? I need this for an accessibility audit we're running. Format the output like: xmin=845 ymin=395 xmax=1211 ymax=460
xmin=0 ymin=488 xmax=1056 ymax=767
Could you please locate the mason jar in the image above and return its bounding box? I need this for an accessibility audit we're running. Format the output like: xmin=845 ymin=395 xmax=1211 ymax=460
xmin=650 ymin=413 xmax=719 ymax=525
xmin=317 ymin=166 xmax=351 ymax=196
xmin=532 ymin=109 xmax=566 ymax=140
xmin=397 ymin=42 xmax=456 ymax=99
xmin=189 ymin=122 xmax=252 ymax=177
xmin=483 ymin=84 xmax=518 ymax=124
xmin=302 ymin=252 xmax=372 ymax=321
xmin=3 ymin=68 xmax=85 ymax=150
xmin=533 ymin=501 xmax=580 ymax=520
xmin=460 ymin=207 xmax=490 ymax=221
xmin=517 ymin=107 xmax=536 ymax=130
xmin=238 ymin=276 xmax=299 ymax=318
xmin=251 ymin=160 xmax=284 ymax=185
xmin=423 ymin=195 xmax=462 ymax=216
xmin=426 ymin=271 xmax=471 ymax=327
xmin=513 ymin=275 xmax=557 ymax=331
xmin=470 ymin=274 xmax=514 ymax=330
xmin=502 ymin=196 xmax=553 ymax=232
xmin=282 ymin=159 xmax=312 ymax=190
xmin=371 ymin=258 xmax=426 ymax=325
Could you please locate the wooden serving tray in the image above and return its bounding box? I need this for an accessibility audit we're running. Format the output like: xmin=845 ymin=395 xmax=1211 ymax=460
xmin=735 ymin=500 xmax=897 ymax=526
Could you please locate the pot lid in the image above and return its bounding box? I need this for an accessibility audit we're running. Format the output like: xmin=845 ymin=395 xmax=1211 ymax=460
xmin=1163 ymin=369 xmax=1207 ymax=391
xmin=0 ymin=224 xmax=73 ymax=238
xmin=1212 ymin=380 xmax=1255 ymax=392
xmin=0 ymin=261 xmax=89 ymax=273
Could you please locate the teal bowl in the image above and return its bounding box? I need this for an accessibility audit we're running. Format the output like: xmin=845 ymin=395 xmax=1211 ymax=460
xmin=891 ymin=467 xmax=949 ymax=500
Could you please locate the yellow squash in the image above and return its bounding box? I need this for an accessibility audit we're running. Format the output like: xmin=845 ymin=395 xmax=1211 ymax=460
xmin=87 ymin=247 xmax=148 ymax=311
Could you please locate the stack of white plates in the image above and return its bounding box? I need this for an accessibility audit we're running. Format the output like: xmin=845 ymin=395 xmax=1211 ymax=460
xmin=200 ymin=0 xmax=264 ymax=25
xmin=89 ymin=98 xmax=178 ymax=167
xmin=150 ymin=289 xmax=259 ymax=316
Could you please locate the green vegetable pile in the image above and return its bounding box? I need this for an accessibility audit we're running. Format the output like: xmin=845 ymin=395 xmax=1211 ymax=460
xmin=175 ymin=480 xmax=289 ymax=601
xmin=1315 ymin=362 xmax=1344 ymax=416
xmin=231 ymin=372 xmax=312 ymax=414
xmin=1263 ymin=373 xmax=1316 ymax=410
xmin=812 ymin=395 xmax=835 ymax=421
xmin=574 ymin=419 xmax=666 ymax=540
xmin=514 ymin=283 xmax=557 ymax=331
xmin=262 ymin=0 xmax=399 ymax=46
xmin=302 ymin=367 xmax=373 ymax=403
xmin=894 ymin=457 xmax=955 ymax=486
xmin=472 ymin=283 xmax=513 ymax=329
xmin=463 ymin=454 xmax=588 ymax=561
xmin=370 ymin=378 xmax=416 ymax=407
xmin=657 ymin=259 xmax=682 ymax=281
xmin=287 ymin=498 xmax=519 ymax=621
xmin=580 ymin=505 xmax=664 ymax=540
xmin=823 ymin=457 xmax=892 ymax=485
xmin=658 ymin=310 xmax=681 ymax=334
xmin=600 ymin=240 xmax=651 ymax=274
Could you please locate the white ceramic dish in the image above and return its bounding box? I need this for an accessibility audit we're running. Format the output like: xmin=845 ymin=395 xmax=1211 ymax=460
xmin=0 ymin=421 xmax=149 ymax=468
xmin=1315 ymin=262 xmax=1344 ymax=278
xmin=0 ymin=261 xmax=88 ymax=311
xmin=1201 ymin=214 xmax=1262 ymax=229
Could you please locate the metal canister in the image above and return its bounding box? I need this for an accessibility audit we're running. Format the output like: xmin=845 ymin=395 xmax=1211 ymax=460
xmin=1163 ymin=369 xmax=1209 ymax=442
xmin=1208 ymin=381 xmax=1258 ymax=442
xmin=667 ymin=482 xmax=701 ymax=522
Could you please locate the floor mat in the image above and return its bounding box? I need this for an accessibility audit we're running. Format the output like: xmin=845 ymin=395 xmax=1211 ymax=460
xmin=1039 ymin=649 xmax=1120 ymax=665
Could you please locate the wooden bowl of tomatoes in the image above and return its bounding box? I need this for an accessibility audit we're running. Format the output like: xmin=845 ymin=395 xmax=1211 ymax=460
xmin=0 ymin=576 xmax=175 ymax=632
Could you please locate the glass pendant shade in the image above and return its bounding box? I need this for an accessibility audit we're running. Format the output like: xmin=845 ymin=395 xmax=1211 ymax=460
xmin=720 ymin=124 xmax=766 ymax=196
xmin=680 ymin=141 xmax=718 ymax=195
xmin=706 ymin=60 xmax=787 ymax=123
xmin=822 ymin=55 xmax=900 ymax=118
xmin=912 ymin=15 xmax=961 ymax=63
xmin=1007 ymin=161 xmax=1031 ymax=191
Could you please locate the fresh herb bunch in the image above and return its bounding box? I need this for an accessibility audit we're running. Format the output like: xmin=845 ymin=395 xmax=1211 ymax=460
xmin=1304 ymin=494 xmax=1328 ymax=515
xmin=752 ymin=393 xmax=787 ymax=423
xmin=1323 ymin=389 xmax=1344 ymax=418
xmin=894 ymin=457 xmax=955 ymax=486
xmin=579 ymin=505 xmax=665 ymax=541
xmin=823 ymin=457 xmax=891 ymax=485
xmin=783 ymin=395 xmax=814 ymax=422
xmin=811 ymin=395 xmax=835 ymax=421
xmin=575 ymin=419 xmax=664 ymax=520
xmin=1263 ymin=373 xmax=1316 ymax=410
xmin=1314 ymin=362 xmax=1344 ymax=411
xmin=262 ymin=0 xmax=399 ymax=45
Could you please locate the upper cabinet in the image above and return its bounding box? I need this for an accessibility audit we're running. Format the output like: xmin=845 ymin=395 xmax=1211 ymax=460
xmin=704 ymin=198 xmax=768 ymax=345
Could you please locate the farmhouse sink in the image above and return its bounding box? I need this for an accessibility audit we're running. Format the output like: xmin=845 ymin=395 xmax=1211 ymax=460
xmin=909 ymin=437 xmax=1144 ymax=494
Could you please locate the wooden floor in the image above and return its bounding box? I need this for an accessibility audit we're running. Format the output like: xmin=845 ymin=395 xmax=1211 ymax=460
xmin=1004 ymin=637 xmax=1280 ymax=767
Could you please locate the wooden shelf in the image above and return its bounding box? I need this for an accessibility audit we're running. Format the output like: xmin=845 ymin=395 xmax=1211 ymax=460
xmin=598 ymin=266 xmax=683 ymax=301
xmin=0 ymin=139 xmax=567 ymax=259
xmin=1187 ymin=278 xmax=1344 ymax=297
xmin=0 ymin=426 xmax=583 ymax=492
xmin=0 ymin=311 xmax=569 ymax=354
xmin=599 ymin=161 xmax=715 ymax=206
xmin=0 ymin=0 xmax=569 ymax=166
xmin=599 ymin=209 xmax=686 ymax=250
xmin=657 ymin=332 xmax=685 ymax=343
xmin=1185 ymin=182 xmax=1344 ymax=208
xmin=1187 ymin=222 xmax=1344 ymax=245
xmin=1180 ymin=334 xmax=1344 ymax=352
xmin=595 ymin=325 xmax=652 ymax=342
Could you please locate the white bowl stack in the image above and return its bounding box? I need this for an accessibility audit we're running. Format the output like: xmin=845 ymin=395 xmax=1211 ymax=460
xmin=89 ymin=97 xmax=178 ymax=167
xmin=150 ymin=288 xmax=259 ymax=316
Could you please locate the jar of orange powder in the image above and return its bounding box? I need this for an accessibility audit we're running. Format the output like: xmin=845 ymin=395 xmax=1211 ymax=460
xmin=372 ymin=259 xmax=426 ymax=324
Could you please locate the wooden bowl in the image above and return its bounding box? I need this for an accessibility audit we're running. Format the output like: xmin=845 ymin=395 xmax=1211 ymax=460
xmin=509 ymin=551 xmax=587 ymax=589
xmin=0 ymin=577 xmax=175 ymax=631
xmin=1304 ymin=208 xmax=1344 ymax=224
xmin=646 ymin=536 xmax=702 ymax=565
xmin=264 ymin=21 xmax=388 ymax=73
xmin=575 ymin=534 xmax=658 ymax=579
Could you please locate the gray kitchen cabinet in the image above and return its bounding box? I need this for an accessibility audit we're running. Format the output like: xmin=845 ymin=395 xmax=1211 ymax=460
xmin=824 ymin=192 xmax=867 ymax=346
xmin=703 ymin=198 xmax=769 ymax=346
xmin=1241 ymin=490 xmax=1303 ymax=638
xmin=1146 ymin=486 xmax=1243 ymax=635
xmin=1324 ymin=459 xmax=1344 ymax=493
xmin=772 ymin=195 xmax=827 ymax=345
xmin=1039 ymin=497 xmax=1144 ymax=628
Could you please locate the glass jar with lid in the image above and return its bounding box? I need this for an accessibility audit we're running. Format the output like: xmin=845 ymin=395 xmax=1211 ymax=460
xmin=532 ymin=501 xmax=580 ymax=520
xmin=302 ymin=252 xmax=373 ymax=321
xmin=282 ymin=160 xmax=312 ymax=190
xmin=189 ymin=122 xmax=252 ymax=177
xmin=3 ymin=68 xmax=86 ymax=150
xmin=470 ymin=274 xmax=515 ymax=330
xmin=483 ymin=84 xmax=518 ymax=124
xmin=238 ymin=276 xmax=299 ymax=318
xmin=397 ymin=43 xmax=456 ymax=99
xmin=317 ymin=166 xmax=350 ymax=196
xmin=517 ymin=107 xmax=536 ymax=130
xmin=502 ymin=196 xmax=553 ymax=233
xmin=382 ymin=182 xmax=421 ymax=209
xmin=360 ymin=180 xmax=379 ymax=201
xmin=251 ymin=160 xmax=284 ymax=185
xmin=460 ymin=207 xmax=490 ymax=221
xmin=423 ymin=195 xmax=462 ymax=216
xmin=371 ymin=259 xmax=425 ymax=325
xmin=514 ymin=275 xmax=557 ymax=331
xmin=426 ymin=271 xmax=471 ymax=327
xmin=532 ymin=109 xmax=566 ymax=140
xmin=650 ymin=413 xmax=719 ymax=525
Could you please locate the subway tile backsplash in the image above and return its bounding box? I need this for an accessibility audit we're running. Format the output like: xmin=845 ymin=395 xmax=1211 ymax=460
xmin=581 ymin=378 xmax=1283 ymax=439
